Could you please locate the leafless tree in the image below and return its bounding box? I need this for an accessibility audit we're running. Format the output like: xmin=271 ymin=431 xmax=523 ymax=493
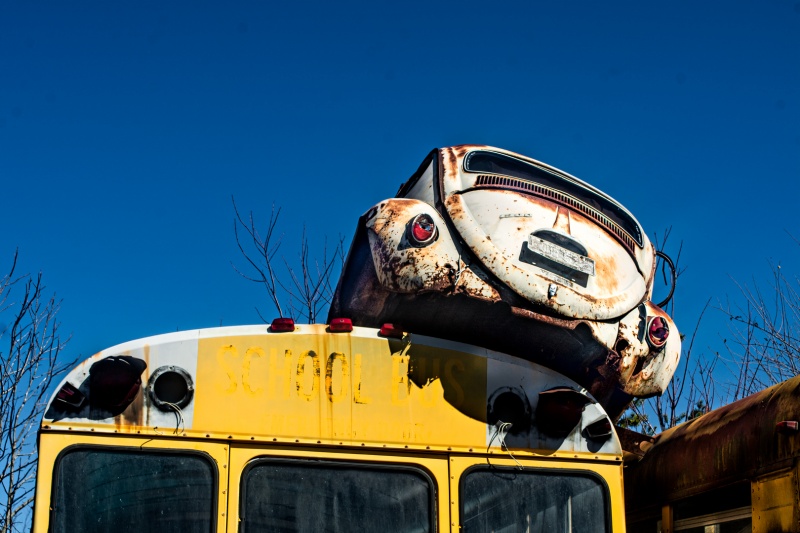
xmin=232 ymin=198 xmax=345 ymax=323
xmin=717 ymin=250 xmax=800 ymax=400
xmin=1 ymin=251 xmax=71 ymax=533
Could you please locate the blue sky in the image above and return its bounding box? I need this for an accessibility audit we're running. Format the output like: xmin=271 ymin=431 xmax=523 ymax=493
xmin=1 ymin=1 xmax=799 ymax=396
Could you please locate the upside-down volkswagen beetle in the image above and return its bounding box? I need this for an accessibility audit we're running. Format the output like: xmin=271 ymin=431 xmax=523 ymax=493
xmin=330 ymin=145 xmax=680 ymax=418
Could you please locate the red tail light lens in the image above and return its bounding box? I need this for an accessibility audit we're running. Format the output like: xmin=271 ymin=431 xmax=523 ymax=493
xmin=379 ymin=323 xmax=404 ymax=338
xmin=270 ymin=317 xmax=295 ymax=332
xmin=647 ymin=316 xmax=669 ymax=348
xmin=409 ymin=214 xmax=436 ymax=245
xmin=329 ymin=317 xmax=353 ymax=332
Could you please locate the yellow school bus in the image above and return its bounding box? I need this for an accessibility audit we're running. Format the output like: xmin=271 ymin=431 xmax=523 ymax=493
xmin=33 ymin=321 xmax=626 ymax=532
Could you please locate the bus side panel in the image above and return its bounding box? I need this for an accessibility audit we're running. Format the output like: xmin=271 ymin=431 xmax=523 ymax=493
xmin=752 ymin=466 xmax=799 ymax=533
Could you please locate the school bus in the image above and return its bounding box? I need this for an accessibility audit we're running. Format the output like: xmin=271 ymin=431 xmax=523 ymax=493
xmin=34 ymin=321 xmax=626 ymax=532
xmin=624 ymin=374 xmax=800 ymax=533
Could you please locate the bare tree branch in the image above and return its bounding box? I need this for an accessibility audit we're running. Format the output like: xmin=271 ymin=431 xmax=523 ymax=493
xmin=716 ymin=256 xmax=800 ymax=400
xmin=231 ymin=199 xmax=346 ymax=324
xmin=1 ymin=250 xmax=72 ymax=533
xmin=232 ymin=198 xmax=285 ymax=319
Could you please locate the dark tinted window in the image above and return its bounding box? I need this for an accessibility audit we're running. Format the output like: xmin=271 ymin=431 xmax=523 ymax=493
xmin=241 ymin=460 xmax=434 ymax=532
xmin=52 ymin=448 xmax=215 ymax=533
xmin=465 ymin=151 xmax=642 ymax=246
xmin=461 ymin=468 xmax=609 ymax=533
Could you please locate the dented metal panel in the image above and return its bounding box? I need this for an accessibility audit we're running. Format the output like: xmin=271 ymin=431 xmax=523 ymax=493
xmin=366 ymin=198 xmax=499 ymax=300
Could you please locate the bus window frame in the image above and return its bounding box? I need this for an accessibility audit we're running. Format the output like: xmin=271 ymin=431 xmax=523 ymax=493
xmin=35 ymin=435 xmax=229 ymax=533
xmin=228 ymin=445 xmax=450 ymax=533
xmin=239 ymin=456 xmax=438 ymax=533
xmin=452 ymin=456 xmax=619 ymax=533
xmin=49 ymin=443 xmax=219 ymax=533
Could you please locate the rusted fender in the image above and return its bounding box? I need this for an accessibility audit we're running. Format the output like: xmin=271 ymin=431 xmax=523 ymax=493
xmin=615 ymin=302 xmax=680 ymax=397
xmin=365 ymin=198 xmax=500 ymax=301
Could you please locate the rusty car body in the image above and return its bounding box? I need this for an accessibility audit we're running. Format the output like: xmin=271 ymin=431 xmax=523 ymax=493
xmin=330 ymin=145 xmax=680 ymax=417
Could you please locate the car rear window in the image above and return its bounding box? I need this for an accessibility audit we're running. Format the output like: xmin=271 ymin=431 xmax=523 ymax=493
xmin=465 ymin=150 xmax=642 ymax=247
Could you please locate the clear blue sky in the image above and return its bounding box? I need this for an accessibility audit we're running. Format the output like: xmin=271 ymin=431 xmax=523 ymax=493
xmin=2 ymin=1 xmax=799 ymax=389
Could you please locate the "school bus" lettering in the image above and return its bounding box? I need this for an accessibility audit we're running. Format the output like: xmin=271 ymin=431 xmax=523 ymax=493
xmin=214 ymin=345 xmax=471 ymax=409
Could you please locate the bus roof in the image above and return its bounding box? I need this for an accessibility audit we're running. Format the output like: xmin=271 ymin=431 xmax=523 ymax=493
xmin=43 ymin=324 xmax=622 ymax=457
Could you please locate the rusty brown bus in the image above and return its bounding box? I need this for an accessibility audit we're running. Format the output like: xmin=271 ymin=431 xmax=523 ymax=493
xmin=624 ymin=375 xmax=800 ymax=533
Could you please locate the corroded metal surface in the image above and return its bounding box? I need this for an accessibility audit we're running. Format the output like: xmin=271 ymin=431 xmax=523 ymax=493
xmin=330 ymin=145 xmax=681 ymax=417
xmin=439 ymin=146 xmax=653 ymax=321
xmin=624 ymin=375 xmax=800 ymax=507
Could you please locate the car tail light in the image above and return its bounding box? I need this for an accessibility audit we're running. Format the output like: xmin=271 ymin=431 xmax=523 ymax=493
xmin=379 ymin=323 xmax=404 ymax=338
xmin=329 ymin=317 xmax=353 ymax=332
xmin=535 ymin=388 xmax=590 ymax=438
xmin=647 ymin=316 xmax=669 ymax=348
xmin=270 ymin=317 xmax=295 ymax=332
xmin=409 ymin=214 xmax=436 ymax=246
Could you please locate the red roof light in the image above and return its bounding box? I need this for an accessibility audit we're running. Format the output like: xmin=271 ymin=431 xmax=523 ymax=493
xmin=329 ymin=318 xmax=353 ymax=332
xmin=270 ymin=317 xmax=295 ymax=332
xmin=379 ymin=323 xmax=404 ymax=338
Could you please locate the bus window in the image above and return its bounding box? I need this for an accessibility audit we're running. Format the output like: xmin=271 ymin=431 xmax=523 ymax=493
xmin=51 ymin=447 xmax=216 ymax=533
xmin=460 ymin=467 xmax=610 ymax=533
xmin=240 ymin=459 xmax=435 ymax=532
